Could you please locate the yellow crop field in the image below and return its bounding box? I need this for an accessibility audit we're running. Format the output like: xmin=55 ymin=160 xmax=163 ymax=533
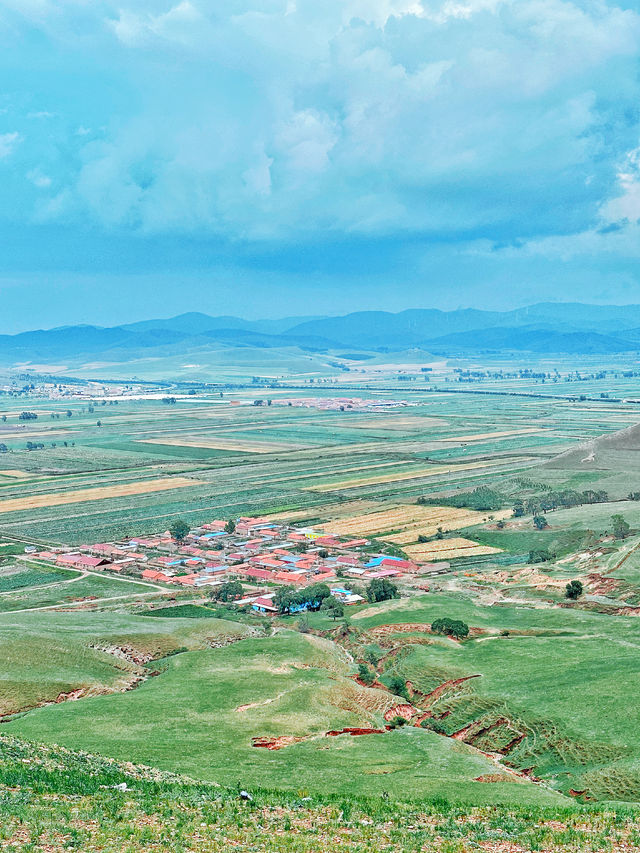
xmin=322 ymin=504 xmax=489 ymax=537
xmin=404 ymin=537 xmax=502 ymax=562
xmin=384 ymin=508 xmax=513 ymax=544
xmin=0 ymin=477 xmax=196 ymax=514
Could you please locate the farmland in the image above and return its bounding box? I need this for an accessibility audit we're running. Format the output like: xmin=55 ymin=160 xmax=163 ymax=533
xmin=3 ymin=365 xmax=640 ymax=823
xmin=2 ymin=375 xmax=640 ymax=547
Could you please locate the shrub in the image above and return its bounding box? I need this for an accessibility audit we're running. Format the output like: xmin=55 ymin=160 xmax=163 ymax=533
xmin=387 ymin=673 xmax=409 ymax=700
xmin=528 ymin=548 xmax=552 ymax=564
xmin=565 ymin=579 xmax=584 ymax=600
xmin=431 ymin=617 xmax=469 ymax=639
xmin=421 ymin=718 xmax=447 ymax=734
xmin=358 ymin=663 xmax=375 ymax=685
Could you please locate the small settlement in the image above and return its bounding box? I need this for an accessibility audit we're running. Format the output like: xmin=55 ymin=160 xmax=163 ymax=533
xmin=32 ymin=516 xmax=435 ymax=612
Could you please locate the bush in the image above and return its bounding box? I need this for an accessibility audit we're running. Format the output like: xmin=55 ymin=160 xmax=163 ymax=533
xmin=387 ymin=673 xmax=410 ymax=700
xmin=528 ymin=548 xmax=552 ymax=564
xmin=357 ymin=663 xmax=375 ymax=685
xmin=431 ymin=617 xmax=469 ymax=639
xmin=421 ymin=718 xmax=447 ymax=734
xmin=565 ymin=579 xmax=584 ymax=600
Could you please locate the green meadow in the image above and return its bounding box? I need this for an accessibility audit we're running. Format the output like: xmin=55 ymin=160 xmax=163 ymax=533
xmin=2 ymin=611 xmax=560 ymax=805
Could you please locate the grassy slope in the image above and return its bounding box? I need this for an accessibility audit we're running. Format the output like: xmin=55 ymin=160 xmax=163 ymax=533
xmin=4 ymin=622 xmax=557 ymax=805
xmin=0 ymin=610 xmax=251 ymax=716
xmin=0 ymin=735 xmax=636 ymax=853
xmin=352 ymin=594 xmax=640 ymax=799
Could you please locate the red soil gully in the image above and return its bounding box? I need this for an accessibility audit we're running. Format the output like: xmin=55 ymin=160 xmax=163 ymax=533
xmin=326 ymin=727 xmax=386 ymax=737
xmin=419 ymin=674 xmax=481 ymax=706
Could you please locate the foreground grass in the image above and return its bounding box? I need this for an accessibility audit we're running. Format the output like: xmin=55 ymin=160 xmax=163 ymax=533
xmin=1 ymin=734 xmax=639 ymax=852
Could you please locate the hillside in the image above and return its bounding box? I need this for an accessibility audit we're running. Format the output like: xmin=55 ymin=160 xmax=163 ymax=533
xmin=0 ymin=734 xmax=636 ymax=852
xmin=545 ymin=422 xmax=640 ymax=473
xmin=424 ymin=326 xmax=636 ymax=354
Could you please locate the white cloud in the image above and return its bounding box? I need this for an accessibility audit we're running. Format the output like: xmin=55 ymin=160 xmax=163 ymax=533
xmin=108 ymin=2 xmax=210 ymax=48
xmin=27 ymin=168 xmax=52 ymax=188
xmin=2 ymin=0 xmax=640 ymax=247
xmin=601 ymin=147 xmax=640 ymax=224
xmin=0 ymin=132 xmax=21 ymax=159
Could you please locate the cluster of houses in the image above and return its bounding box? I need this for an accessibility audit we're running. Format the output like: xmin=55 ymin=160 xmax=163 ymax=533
xmin=276 ymin=397 xmax=409 ymax=412
xmin=32 ymin=516 xmax=425 ymax=610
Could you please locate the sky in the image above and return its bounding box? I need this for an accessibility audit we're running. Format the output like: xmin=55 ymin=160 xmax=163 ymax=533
xmin=1 ymin=0 xmax=640 ymax=331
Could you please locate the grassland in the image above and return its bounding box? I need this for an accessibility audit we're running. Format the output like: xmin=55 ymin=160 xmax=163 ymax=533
xmin=3 ymin=611 xmax=558 ymax=804
xmin=2 ymin=736 xmax=637 ymax=853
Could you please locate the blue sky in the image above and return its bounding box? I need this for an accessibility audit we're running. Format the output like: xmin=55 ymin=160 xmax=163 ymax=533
xmin=1 ymin=0 xmax=640 ymax=331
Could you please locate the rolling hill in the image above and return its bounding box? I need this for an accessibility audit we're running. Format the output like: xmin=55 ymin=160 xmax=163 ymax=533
xmin=2 ymin=301 xmax=640 ymax=364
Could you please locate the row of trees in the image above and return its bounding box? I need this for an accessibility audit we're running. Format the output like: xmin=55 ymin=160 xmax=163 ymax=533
xmin=418 ymin=486 xmax=505 ymax=512
xmin=514 ymin=489 xmax=609 ymax=517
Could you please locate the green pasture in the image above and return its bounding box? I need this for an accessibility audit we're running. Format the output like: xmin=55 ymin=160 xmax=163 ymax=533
xmin=0 ymin=609 xmax=251 ymax=716
xmin=352 ymin=593 xmax=640 ymax=800
xmin=4 ymin=616 xmax=561 ymax=804
xmin=0 ymin=572 xmax=161 ymax=613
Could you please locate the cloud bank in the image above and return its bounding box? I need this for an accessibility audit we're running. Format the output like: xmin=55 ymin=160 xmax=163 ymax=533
xmin=0 ymin=0 xmax=638 ymax=244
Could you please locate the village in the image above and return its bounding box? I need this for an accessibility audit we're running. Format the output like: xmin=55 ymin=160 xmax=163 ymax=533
xmin=30 ymin=516 xmax=442 ymax=614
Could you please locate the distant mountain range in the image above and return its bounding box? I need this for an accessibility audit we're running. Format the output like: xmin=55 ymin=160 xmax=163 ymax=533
xmin=4 ymin=303 xmax=640 ymax=363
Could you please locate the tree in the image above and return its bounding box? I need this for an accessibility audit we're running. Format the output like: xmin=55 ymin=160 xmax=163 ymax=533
xmin=431 ymin=617 xmax=469 ymax=639
xmin=565 ymin=579 xmax=584 ymax=600
xmin=304 ymin=583 xmax=331 ymax=609
xmin=224 ymin=519 xmax=236 ymax=534
xmin=274 ymin=586 xmax=298 ymax=615
xmin=213 ymin=580 xmax=243 ymax=602
xmin=169 ymin=519 xmax=190 ymax=542
xmin=366 ymin=578 xmax=399 ymax=603
xmin=96 ymin=420 xmax=102 ymax=427
xmin=321 ymin=595 xmax=344 ymax=620
xmin=513 ymin=500 xmax=525 ymax=518
xmin=533 ymin=515 xmax=548 ymax=530
xmin=528 ymin=548 xmax=552 ymax=564
xmin=612 ymin=514 xmax=630 ymax=540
